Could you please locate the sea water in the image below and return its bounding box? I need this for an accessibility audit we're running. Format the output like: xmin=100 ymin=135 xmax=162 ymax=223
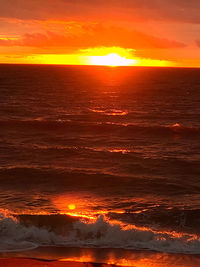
xmin=0 ymin=64 xmax=200 ymax=255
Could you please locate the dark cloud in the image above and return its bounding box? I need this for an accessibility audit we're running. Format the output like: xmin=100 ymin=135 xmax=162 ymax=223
xmin=0 ymin=0 xmax=200 ymax=24
xmin=60 ymin=0 xmax=200 ymax=9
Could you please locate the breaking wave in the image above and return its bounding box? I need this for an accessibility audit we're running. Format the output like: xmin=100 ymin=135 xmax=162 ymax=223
xmin=1 ymin=212 xmax=200 ymax=254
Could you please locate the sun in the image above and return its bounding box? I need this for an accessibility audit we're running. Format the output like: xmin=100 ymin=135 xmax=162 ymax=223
xmin=89 ymin=53 xmax=137 ymax=66
xmin=68 ymin=204 xmax=76 ymax=210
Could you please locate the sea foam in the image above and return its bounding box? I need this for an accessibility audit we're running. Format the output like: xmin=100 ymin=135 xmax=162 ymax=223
xmin=1 ymin=213 xmax=200 ymax=254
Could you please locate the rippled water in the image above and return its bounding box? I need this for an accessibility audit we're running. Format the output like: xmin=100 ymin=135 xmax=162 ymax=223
xmin=0 ymin=64 xmax=200 ymax=254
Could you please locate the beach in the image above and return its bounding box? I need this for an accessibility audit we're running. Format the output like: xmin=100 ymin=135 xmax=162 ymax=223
xmin=1 ymin=247 xmax=200 ymax=267
xmin=0 ymin=258 xmax=118 ymax=267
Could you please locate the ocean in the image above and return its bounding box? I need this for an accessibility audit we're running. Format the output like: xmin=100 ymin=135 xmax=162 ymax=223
xmin=0 ymin=64 xmax=200 ymax=261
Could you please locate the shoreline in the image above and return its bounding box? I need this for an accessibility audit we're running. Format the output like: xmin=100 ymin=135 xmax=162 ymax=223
xmin=1 ymin=247 xmax=200 ymax=267
xmin=0 ymin=258 xmax=120 ymax=267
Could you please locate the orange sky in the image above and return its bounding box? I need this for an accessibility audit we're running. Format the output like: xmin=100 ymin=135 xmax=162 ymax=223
xmin=0 ymin=0 xmax=200 ymax=67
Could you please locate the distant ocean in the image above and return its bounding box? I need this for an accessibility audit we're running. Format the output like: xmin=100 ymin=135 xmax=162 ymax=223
xmin=0 ymin=64 xmax=200 ymax=256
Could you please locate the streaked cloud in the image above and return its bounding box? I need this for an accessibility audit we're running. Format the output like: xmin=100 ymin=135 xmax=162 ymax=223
xmin=0 ymin=25 xmax=186 ymax=51
xmin=1 ymin=0 xmax=200 ymax=24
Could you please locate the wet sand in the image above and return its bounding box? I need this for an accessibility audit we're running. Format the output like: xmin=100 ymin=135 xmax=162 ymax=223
xmin=0 ymin=258 xmax=117 ymax=267
xmin=1 ymin=247 xmax=200 ymax=267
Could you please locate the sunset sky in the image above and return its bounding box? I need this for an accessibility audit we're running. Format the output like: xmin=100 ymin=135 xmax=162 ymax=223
xmin=1 ymin=0 xmax=200 ymax=67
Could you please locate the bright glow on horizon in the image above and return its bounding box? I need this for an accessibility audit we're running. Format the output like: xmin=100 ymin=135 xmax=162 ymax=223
xmin=0 ymin=47 xmax=173 ymax=67
xmin=89 ymin=53 xmax=137 ymax=66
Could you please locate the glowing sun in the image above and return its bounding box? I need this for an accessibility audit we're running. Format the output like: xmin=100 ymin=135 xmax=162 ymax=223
xmin=89 ymin=53 xmax=137 ymax=66
xmin=68 ymin=204 xmax=76 ymax=210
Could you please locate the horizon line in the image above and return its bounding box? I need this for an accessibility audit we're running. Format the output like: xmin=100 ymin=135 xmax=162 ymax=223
xmin=0 ymin=63 xmax=200 ymax=69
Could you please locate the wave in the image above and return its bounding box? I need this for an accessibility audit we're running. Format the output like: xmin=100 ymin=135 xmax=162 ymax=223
xmin=1 ymin=119 xmax=200 ymax=138
xmin=88 ymin=108 xmax=128 ymax=116
xmin=108 ymin=207 xmax=200 ymax=235
xmin=1 ymin=166 xmax=198 ymax=196
xmin=1 ymin=212 xmax=200 ymax=254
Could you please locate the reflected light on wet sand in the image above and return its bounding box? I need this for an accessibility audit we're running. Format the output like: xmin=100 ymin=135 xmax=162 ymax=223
xmin=58 ymin=248 xmax=200 ymax=267
xmin=2 ymin=246 xmax=200 ymax=267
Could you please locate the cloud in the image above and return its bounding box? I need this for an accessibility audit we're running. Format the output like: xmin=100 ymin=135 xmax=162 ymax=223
xmin=195 ymin=39 xmax=200 ymax=47
xmin=0 ymin=25 xmax=186 ymax=51
xmin=0 ymin=0 xmax=200 ymax=24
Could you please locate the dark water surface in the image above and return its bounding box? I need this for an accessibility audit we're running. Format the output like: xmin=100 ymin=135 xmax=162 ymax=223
xmin=0 ymin=64 xmax=200 ymax=254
